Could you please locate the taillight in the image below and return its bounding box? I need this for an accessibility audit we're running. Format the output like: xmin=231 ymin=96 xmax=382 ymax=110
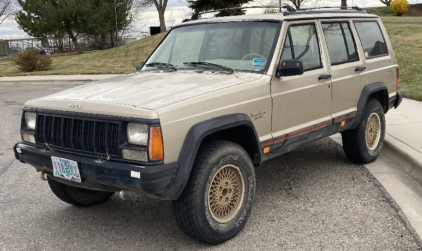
xmin=396 ymin=67 xmax=400 ymax=91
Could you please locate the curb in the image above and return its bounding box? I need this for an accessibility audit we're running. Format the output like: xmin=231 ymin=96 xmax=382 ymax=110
xmin=383 ymin=134 xmax=422 ymax=181
xmin=330 ymin=133 xmax=422 ymax=182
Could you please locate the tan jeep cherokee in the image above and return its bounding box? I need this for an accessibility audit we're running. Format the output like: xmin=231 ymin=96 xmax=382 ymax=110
xmin=14 ymin=6 xmax=402 ymax=244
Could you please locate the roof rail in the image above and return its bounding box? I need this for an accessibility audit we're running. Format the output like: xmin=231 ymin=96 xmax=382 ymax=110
xmin=298 ymin=6 xmax=363 ymax=11
xmin=189 ymin=5 xmax=296 ymax=21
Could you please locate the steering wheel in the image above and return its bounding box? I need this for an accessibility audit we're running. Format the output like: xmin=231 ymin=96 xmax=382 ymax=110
xmin=241 ymin=53 xmax=266 ymax=60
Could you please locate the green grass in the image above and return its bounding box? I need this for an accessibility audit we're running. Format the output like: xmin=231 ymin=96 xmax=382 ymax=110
xmin=381 ymin=16 xmax=422 ymax=22
xmin=385 ymin=23 xmax=422 ymax=101
xmin=0 ymin=32 xmax=167 ymax=77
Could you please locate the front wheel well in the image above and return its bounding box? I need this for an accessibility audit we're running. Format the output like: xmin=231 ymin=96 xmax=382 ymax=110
xmin=202 ymin=125 xmax=261 ymax=166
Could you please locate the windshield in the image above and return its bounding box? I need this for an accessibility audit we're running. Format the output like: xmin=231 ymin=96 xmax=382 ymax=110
xmin=142 ymin=21 xmax=281 ymax=73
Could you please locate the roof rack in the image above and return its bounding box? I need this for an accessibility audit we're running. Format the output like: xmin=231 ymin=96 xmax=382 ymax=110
xmin=184 ymin=5 xmax=367 ymax=22
xmin=299 ymin=6 xmax=363 ymax=11
xmin=285 ymin=6 xmax=368 ymax=16
xmin=189 ymin=5 xmax=296 ymax=21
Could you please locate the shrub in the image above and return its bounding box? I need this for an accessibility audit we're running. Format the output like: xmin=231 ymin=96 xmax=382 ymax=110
xmin=390 ymin=0 xmax=410 ymax=16
xmin=14 ymin=48 xmax=52 ymax=72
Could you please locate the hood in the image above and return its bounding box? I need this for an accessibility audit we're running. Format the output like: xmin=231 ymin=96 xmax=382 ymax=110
xmin=26 ymin=71 xmax=262 ymax=112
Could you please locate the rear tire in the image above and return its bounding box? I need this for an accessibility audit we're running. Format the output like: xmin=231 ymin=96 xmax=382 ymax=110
xmin=342 ymin=99 xmax=385 ymax=163
xmin=172 ymin=140 xmax=255 ymax=244
xmin=47 ymin=177 xmax=114 ymax=207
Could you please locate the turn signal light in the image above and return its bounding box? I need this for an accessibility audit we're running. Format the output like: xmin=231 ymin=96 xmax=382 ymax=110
xmin=396 ymin=67 xmax=400 ymax=91
xmin=149 ymin=126 xmax=164 ymax=161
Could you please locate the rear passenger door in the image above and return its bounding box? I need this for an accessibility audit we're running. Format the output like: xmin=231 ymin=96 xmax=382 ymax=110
xmin=353 ymin=20 xmax=396 ymax=95
xmin=319 ymin=20 xmax=365 ymax=130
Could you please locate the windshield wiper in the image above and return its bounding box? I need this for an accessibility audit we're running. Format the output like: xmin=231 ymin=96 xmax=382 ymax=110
xmin=183 ymin=61 xmax=234 ymax=73
xmin=145 ymin=62 xmax=177 ymax=71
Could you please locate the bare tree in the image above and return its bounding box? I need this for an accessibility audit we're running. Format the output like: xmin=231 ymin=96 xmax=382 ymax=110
xmin=137 ymin=0 xmax=168 ymax=32
xmin=0 ymin=0 xmax=16 ymax=26
xmin=341 ymin=0 xmax=347 ymax=9
xmin=380 ymin=0 xmax=392 ymax=6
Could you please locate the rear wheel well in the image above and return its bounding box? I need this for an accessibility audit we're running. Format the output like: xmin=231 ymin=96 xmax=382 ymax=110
xmin=202 ymin=125 xmax=261 ymax=166
xmin=368 ymin=90 xmax=388 ymax=113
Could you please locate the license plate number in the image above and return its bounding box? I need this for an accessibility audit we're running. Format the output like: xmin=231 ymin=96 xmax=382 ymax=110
xmin=51 ymin=157 xmax=81 ymax=183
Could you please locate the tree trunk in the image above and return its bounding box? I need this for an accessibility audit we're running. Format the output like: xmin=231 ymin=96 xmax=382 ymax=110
xmin=341 ymin=0 xmax=347 ymax=9
xmin=68 ymin=32 xmax=83 ymax=54
xmin=157 ymin=8 xmax=166 ymax=32
xmin=110 ymin=31 xmax=115 ymax=48
xmin=152 ymin=0 xmax=167 ymax=33
xmin=101 ymin=34 xmax=107 ymax=50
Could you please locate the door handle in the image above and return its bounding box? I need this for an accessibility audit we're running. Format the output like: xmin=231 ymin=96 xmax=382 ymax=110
xmin=355 ymin=66 xmax=366 ymax=72
xmin=318 ymin=74 xmax=332 ymax=81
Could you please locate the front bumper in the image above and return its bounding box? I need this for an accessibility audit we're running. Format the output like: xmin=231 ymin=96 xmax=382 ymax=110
xmin=13 ymin=142 xmax=179 ymax=199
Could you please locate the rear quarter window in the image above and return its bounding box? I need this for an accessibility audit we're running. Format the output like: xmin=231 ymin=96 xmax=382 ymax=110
xmin=353 ymin=21 xmax=389 ymax=59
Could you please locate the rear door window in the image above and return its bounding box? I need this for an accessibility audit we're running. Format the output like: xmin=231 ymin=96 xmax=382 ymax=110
xmin=354 ymin=21 xmax=388 ymax=58
xmin=280 ymin=23 xmax=322 ymax=71
xmin=322 ymin=22 xmax=359 ymax=65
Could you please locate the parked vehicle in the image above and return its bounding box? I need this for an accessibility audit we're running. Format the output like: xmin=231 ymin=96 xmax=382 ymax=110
xmin=14 ymin=6 xmax=402 ymax=244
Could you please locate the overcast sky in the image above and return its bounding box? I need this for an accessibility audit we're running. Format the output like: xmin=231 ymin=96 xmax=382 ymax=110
xmin=0 ymin=0 xmax=419 ymax=39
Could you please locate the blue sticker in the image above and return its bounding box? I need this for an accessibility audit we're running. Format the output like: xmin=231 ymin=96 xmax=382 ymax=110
xmin=252 ymin=58 xmax=266 ymax=66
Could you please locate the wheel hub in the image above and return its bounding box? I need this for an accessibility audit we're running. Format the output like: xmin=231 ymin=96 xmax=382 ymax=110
xmin=366 ymin=113 xmax=381 ymax=150
xmin=208 ymin=165 xmax=245 ymax=223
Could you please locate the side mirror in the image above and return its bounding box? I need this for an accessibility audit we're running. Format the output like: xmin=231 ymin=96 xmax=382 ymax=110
xmin=136 ymin=61 xmax=145 ymax=71
xmin=277 ymin=59 xmax=304 ymax=77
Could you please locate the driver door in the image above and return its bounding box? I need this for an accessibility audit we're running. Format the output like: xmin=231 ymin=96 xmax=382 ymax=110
xmin=269 ymin=21 xmax=332 ymax=154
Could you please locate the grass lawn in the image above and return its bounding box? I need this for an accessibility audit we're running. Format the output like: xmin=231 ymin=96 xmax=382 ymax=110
xmin=385 ymin=23 xmax=422 ymax=101
xmin=0 ymin=32 xmax=166 ymax=76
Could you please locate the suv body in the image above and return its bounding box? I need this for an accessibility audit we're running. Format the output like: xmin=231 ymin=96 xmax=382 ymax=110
xmin=14 ymin=8 xmax=402 ymax=244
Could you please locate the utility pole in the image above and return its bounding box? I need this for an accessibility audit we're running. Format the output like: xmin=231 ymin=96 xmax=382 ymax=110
xmin=279 ymin=0 xmax=282 ymax=12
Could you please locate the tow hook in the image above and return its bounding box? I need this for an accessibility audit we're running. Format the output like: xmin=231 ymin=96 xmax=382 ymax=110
xmin=40 ymin=171 xmax=48 ymax=181
xmin=119 ymin=190 xmax=126 ymax=200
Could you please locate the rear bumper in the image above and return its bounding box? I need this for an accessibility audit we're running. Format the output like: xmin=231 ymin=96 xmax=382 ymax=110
xmin=389 ymin=91 xmax=403 ymax=110
xmin=13 ymin=142 xmax=180 ymax=200
xmin=394 ymin=91 xmax=403 ymax=109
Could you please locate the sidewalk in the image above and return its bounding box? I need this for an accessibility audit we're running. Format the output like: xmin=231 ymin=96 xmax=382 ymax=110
xmin=0 ymin=74 xmax=119 ymax=84
xmin=384 ymin=98 xmax=422 ymax=178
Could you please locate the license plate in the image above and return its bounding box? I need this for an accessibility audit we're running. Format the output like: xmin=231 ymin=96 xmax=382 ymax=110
xmin=51 ymin=157 xmax=81 ymax=183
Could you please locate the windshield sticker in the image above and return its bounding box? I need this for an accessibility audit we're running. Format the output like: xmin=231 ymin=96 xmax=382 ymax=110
xmin=252 ymin=58 xmax=266 ymax=66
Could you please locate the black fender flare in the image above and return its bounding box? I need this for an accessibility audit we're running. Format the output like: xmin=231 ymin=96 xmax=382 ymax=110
xmin=350 ymin=82 xmax=388 ymax=129
xmin=168 ymin=113 xmax=261 ymax=200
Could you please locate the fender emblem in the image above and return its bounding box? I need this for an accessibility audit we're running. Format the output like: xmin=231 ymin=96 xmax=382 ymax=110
xmin=251 ymin=110 xmax=266 ymax=117
xmin=69 ymin=102 xmax=84 ymax=109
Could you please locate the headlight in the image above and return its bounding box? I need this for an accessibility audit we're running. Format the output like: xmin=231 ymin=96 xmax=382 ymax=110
xmin=25 ymin=112 xmax=37 ymax=130
xmin=127 ymin=122 xmax=148 ymax=146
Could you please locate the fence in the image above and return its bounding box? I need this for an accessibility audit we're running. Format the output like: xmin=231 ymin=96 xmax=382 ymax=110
xmin=0 ymin=34 xmax=150 ymax=58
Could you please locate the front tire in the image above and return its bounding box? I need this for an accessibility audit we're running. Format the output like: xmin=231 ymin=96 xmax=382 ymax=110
xmin=342 ymin=99 xmax=386 ymax=163
xmin=47 ymin=177 xmax=114 ymax=207
xmin=172 ymin=140 xmax=256 ymax=244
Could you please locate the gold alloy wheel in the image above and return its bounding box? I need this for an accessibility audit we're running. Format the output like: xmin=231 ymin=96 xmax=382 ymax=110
xmin=208 ymin=164 xmax=245 ymax=223
xmin=366 ymin=113 xmax=381 ymax=150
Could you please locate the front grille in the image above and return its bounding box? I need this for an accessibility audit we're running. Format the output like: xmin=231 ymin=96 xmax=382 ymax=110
xmin=36 ymin=114 xmax=121 ymax=157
